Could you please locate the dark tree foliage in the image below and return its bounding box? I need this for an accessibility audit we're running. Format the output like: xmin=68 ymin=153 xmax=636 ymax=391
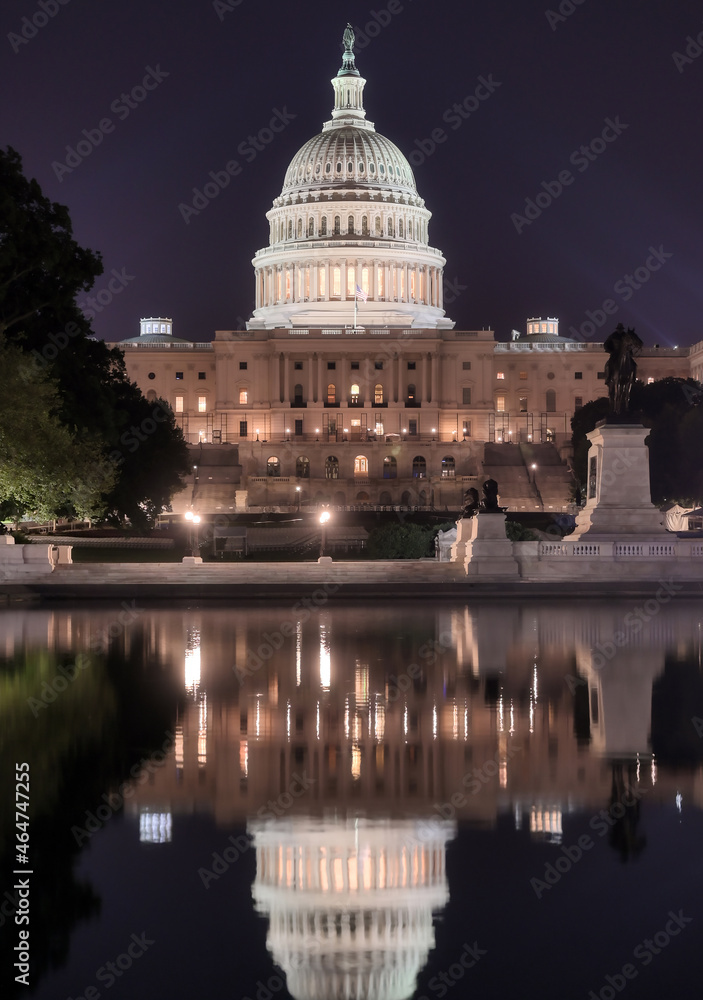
xmin=0 ymin=146 xmax=189 ymax=525
xmin=571 ymin=377 xmax=703 ymax=505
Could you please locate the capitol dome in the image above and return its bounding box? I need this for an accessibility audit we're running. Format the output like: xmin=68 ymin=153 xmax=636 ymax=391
xmin=247 ymin=25 xmax=453 ymax=331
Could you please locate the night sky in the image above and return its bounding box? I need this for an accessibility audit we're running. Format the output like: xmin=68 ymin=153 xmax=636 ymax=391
xmin=2 ymin=0 xmax=702 ymax=347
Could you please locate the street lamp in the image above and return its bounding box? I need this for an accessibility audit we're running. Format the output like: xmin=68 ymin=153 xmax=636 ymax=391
xmin=286 ymin=427 xmax=290 ymax=441
xmin=319 ymin=509 xmax=331 ymax=558
xmin=184 ymin=510 xmax=201 ymax=556
xmin=432 ymin=427 xmax=436 ymax=441
xmin=531 ymin=463 xmax=537 ymax=484
xmin=295 ymin=485 xmax=301 ymax=512
xmin=316 ymin=427 xmax=320 ymax=441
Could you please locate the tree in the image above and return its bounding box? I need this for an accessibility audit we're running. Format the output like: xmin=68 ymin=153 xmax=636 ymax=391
xmin=0 ymin=337 xmax=115 ymax=520
xmin=0 ymin=146 xmax=189 ymax=524
xmin=571 ymin=377 xmax=703 ymax=505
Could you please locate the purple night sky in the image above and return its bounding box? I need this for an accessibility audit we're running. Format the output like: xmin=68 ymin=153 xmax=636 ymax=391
xmin=2 ymin=0 xmax=702 ymax=347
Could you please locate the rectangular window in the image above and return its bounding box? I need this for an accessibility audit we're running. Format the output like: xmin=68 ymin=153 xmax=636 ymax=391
xmin=647 ymin=377 xmax=654 ymax=384
xmin=574 ymin=371 xmax=583 ymax=380
xmin=519 ymin=371 xmax=527 ymax=380
xmin=198 ymin=372 xmax=206 ymax=380
xmin=239 ymin=390 xmax=248 ymax=404
xmin=351 ymin=361 xmax=360 ymax=371
xmin=175 ymin=371 xmax=184 ymax=380
xmin=239 ymin=420 xmax=248 ymax=438
xmin=294 ymin=361 xmax=303 ymax=370
xmin=327 ymin=361 xmax=336 ymax=370
xmin=496 ymin=395 xmax=506 ymax=412
xmin=462 ymin=388 xmax=472 ymax=405
xmin=175 ymin=396 xmax=184 ymax=413
xmin=575 ymin=396 xmax=583 ymax=409
xmin=408 ymin=362 xmax=416 ymax=370
xmin=239 ymin=361 xmax=247 ymax=370
xmin=198 ymin=396 xmax=206 ymax=412
xmin=462 ymin=361 xmax=471 ymax=370
xmin=294 ymin=419 xmax=303 ymax=436
xmin=375 ymin=361 xmax=383 ymax=370
xmin=519 ymin=396 xmax=527 ymax=412
xmin=496 ymin=372 xmax=505 ymax=380
xmin=463 ymin=421 xmax=471 ymax=437
xmin=408 ymin=419 xmax=417 ymax=435
xmin=597 ymin=372 xmax=605 ymax=380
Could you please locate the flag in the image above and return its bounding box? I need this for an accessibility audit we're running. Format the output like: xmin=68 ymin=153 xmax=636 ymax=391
xmin=355 ymin=284 xmax=368 ymax=302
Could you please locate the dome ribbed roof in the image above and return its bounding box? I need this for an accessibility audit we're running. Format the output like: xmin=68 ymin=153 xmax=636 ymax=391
xmin=282 ymin=127 xmax=418 ymax=199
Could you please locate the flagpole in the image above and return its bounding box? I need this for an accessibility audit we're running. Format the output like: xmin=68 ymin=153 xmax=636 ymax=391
xmin=354 ymin=287 xmax=358 ymax=329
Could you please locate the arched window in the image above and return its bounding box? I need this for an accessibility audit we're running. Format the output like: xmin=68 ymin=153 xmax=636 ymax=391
xmin=334 ymin=215 xmax=341 ymax=235
xmin=296 ymin=456 xmax=310 ymax=479
xmin=362 ymin=216 xmax=368 ymax=235
xmin=546 ymin=389 xmax=556 ymax=413
xmin=354 ymin=455 xmax=368 ymax=476
xmin=267 ymin=456 xmax=281 ymax=477
xmin=350 ymin=383 xmax=360 ymax=403
xmin=297 ymin=219 xmax=303 ymax=237
xmin=388 ymin=219 xmax=394 ymax=237
xmin=399 ymin=219 xmax=404 ymax=238
xmin=407 ymin=383 xmax=416 ymax=403
xmin=332 ymin=267 xmax=341 ymax=297
xmin=320 ymin=216 xmax=327 ymax=236
xmin=327 ymin=383 xmax=337 ymax=404
xmin=326 ymin=456 xmax=339 ymax=479
xmin=287 ymin=220 xmax=292 ymax=239
xmin=383 ymin=456 xmax=397 ymax=479
xmin=347 ymin=266 xmax=355 ymax=297
xmin=441 ymin=456 xmax=456 ymax=477
xmin=412 ymin=456 xmax=427 ymax=478
xmin=146 ymin=389 xmax=157 ymax=402
xmin=375 ymin=216 xmax=382 ymax=236
xmin=293 ymin=383 xmax=304 ymax=405
xmin=375 ymin=383 xmax=384 ymax=404
xmin=348 ymin=215 xmax=355 ymax=234
xmin=308 ymin=217 xmax=314 ymax=237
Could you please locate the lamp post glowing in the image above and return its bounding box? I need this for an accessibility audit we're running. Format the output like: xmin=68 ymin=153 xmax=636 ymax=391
xmin=319 ymin=509 xmax=331 ymax=557
xmin=256 ymin=428 xmax=260 ymax=442
xmin=531 ymin=463 xmax=537 ymax=484
xmin=184 ymin=510 xmax=201 ymax=556
xmin=295 ymin=485 xmax=301 ymax=512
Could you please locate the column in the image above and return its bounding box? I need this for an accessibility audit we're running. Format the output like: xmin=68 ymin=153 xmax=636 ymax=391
xmin=384 ymin=263 xmax=391 ymax=302
xmin=341 ymin=261 xmax=347 ymax=304
xmin=308 ymin=354 xmax=315 ymax=403
xmin=283 ymin=353 xmax=290 ymax=404
xmin=372 ymin=260 xmax=379 ymax=301
xmin=313 ymin=263 xmax=319 ymax=302
xmin=422 ymin=355 xmax=428 ymax=403
xmin=317 ymin=354 xmax=324 ymax=404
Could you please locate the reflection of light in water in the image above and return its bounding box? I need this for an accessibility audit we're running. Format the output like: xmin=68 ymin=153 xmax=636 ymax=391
xmin=286 ymin=700 xmax=291 ymax=741
xmin=175 ymin=726 xmax=184 ymax=774
xmin=319 ymin=624 xmax=331 ymax=690
xmin=530 ymin=805 xmax=562 ymax=844
xmin=636 ymin=755 xmax=641 ymax=783
xmin=139 ymin=811 xmax=172 ymax=844
xmin=651 ymin=758 xmax=657 ymax=785
xmin=676 ymin=792 xmax=682 ymax=813
xmin=355 ymin=662 xmax=369 ymax=709
xmin=316 ymin=701 xmax=320 ymax=741
xmin=451 ymin=703 xmax=459 ymax=740
xmin=374 ymin=700 xmax=385 ymax=742
xmin=464 ymin=704 xmax=469 ymax=741
xmin=432 ymin=704 xmax=437 ymax=740
xmin=403 ymin=704 xmax=408 ymax=737
xmin=184 ymin=628 xmax=201 ymax=695
xmin=509 ymin=699 xmax=515 ymax=734
xmin=344 ymin=697 xmax=350 ymax=739
xmin=240 ymin=740 xmax=248 ymax=777
xmin=250 ymin=815 xmax=455 ymax=1000
xmin=498 ymin=693 xmax=504 ymax=733
xmin=351 ymin=745 xmax=361 ymax=780
xmin=296 ymin=622 xmax=302 ymax=687
xmin=198 ymin=694 xmax=207 ymax=767
xmin=351 ymin=715 xmax=362 ymax=743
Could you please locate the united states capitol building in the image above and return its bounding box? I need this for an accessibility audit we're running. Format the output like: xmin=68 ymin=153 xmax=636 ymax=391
xmin=110 ymin=28 xmax=692 ymax=513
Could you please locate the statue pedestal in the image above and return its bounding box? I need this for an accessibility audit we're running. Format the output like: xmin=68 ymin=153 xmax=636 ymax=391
xmin=571 ymin=422 xmax=666 ymax=539
xmin=451 ymin=514 xmax=520 ymax=577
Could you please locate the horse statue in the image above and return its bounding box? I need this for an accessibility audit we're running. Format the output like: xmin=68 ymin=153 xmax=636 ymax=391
xmin=603 ymin=324 xmax=643 ymax=416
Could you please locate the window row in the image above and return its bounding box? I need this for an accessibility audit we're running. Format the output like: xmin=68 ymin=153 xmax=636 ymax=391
xmin=167 ymin=371 xmax=208 ymax=381
xmin=273 ymin=214 xmax=428 ymax=243
xmin=266 ymin=455 xmax=457 ymax=478
xmin=494 ymin=390 xmax=585 ymax=413
xmin=174 ymin=396 xmax=208 ymax=413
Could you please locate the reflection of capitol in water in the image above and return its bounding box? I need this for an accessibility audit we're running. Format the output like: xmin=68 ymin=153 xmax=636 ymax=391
xmin=3 ymin=601 xmax=703 ymax=997
xmin=250 ymin=815 xmax=453 ymax=1000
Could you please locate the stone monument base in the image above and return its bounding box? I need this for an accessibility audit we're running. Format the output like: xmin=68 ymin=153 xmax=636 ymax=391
xmin=451 ymin=514 xmax=520 ymax=577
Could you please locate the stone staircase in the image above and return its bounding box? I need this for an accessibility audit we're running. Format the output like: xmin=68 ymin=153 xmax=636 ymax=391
xmin=481 ymin=442 xmax=573 ymax=511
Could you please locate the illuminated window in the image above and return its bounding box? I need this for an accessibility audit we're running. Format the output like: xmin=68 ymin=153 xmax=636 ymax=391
xmin=239 ymin=390 xmax=248 ymax=405
xmin=351 ymin=383 xmax=360 ymax=402
xmin=412 ymin=456 xmax=426 ymax=478
xmin=267 ymin=456 xmax=281 ymax=477
xmin=327 ymin=383 xmax=336 ymax=404
xmin=198 ymin=396 xmax=206 ymax=412
xmin=333 ymin=267 xmax=341 ymax=297
xmin=375 ymin=384 xmax=384 ymax=404
xmin=296 ymin=456 xmax=310 ymax=478
xmin=519 ymin=396 xmax=527 ymax=412
xmin=319 ymin=268 xmax=326 ymax=297
xmin=647 ymin=377 xmax=654 ymax=384
xmin=519 ymin=371 xmax=527 ymax=380
xmin=347 ymin=266 xmax=355 ymax=297
xmin=354 ymin=455 xmax=368 ymax=475
xmin=175 ymin=396 xmax=184 ymax=413
xmin=496 ymin=372 xmax=505 ymax=380
xmin=325 ymin=456 xmax=339 ymax=479
xmin=175 ymin=371 xmax=183 ymax=380
xmin=441 ymin=456 xmax=455 ymax=477
xmin=496 ymin=395 xmax=505 ymax=412
xmin=383 ymin=456 xmax=397 ymax=479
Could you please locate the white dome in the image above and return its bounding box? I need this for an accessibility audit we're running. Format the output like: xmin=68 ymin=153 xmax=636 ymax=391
xmin=281 ymin=127 xmax=420 ymax=204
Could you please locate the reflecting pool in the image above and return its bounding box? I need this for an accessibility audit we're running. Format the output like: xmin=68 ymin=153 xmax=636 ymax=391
xmin=2 ymin=600 xmax=703 ymax=999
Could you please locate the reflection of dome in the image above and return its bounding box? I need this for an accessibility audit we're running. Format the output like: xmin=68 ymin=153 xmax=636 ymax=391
xmin=249 ymin=815 xmax=455 ymax=1000
xmin=248 ymin=26 xmax=453 ymax=331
